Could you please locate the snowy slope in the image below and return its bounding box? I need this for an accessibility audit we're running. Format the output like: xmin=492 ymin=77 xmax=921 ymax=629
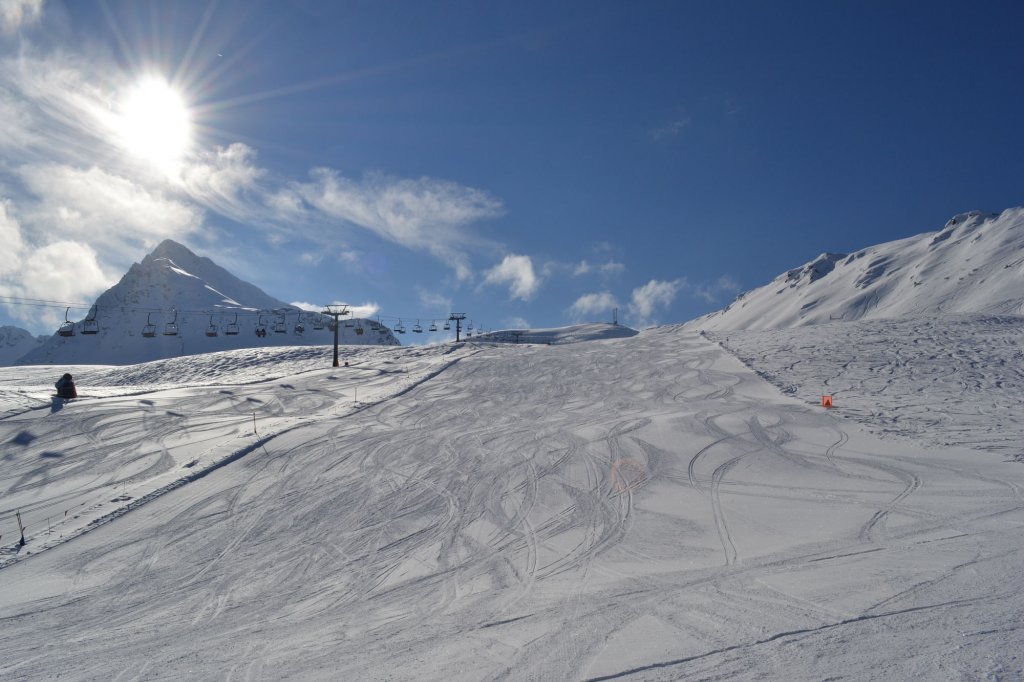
xmin=1 ymin=325 xmax=1022 ymax=680
xmin=0 ymin=326 xmax=45 ymax=365
xmin=691 ymin=208 xmax=1024 ymax=330
xmin=707 ymin=314 xmax=1024 ymax=460
xmin=16 ymin=240 xmax=397 ymax=366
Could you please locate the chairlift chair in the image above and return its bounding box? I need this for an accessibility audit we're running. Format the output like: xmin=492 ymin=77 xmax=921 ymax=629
xmin=163 ymin=309 xmax=179 ymax=336
xmin=273 ymin=312 xmax=287 ymax=334
xmin=225 ymin=312 xmax=240 ymax=336
xmin=428 ymin=321 xmax=438 ymax=332
xmin=413 ymin=320 xmax=423 ymax=333
xmin=142 ymin=312 xmax=157 ymax=338
xmin=395 ymin=319 xmax=406 ymax=334
xmin=81 ymin=306 xmax=99 ymax=335
xmin=295 ymin=321 xmax=305 ymax=336
xmin=255 ymin=313 xmax=268 ymax=337
xmin=312 ymin=314 xmax=325 ymax=331
xmin=58 ymin=307 xmax=75 ymax=337
xmin=206 ymin=315 xmax=219 ymax=337
xmin=355 ymin=321 xmax=364 ymax=336
xmin=443 ymin=320 xmax=451 ymax=331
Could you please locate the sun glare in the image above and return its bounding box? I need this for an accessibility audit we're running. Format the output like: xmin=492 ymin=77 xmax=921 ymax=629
xmin=117 ymin=77 xmax=192 ymax=170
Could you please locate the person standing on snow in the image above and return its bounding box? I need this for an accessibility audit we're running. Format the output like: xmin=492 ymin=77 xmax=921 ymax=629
xmin=55 ymin=373 xmax=77 ymax=399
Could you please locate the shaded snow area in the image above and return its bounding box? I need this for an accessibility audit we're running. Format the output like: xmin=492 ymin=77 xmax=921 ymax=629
xmin=709 ymin=315 xmax=1024 ymax=461
xmin=1 ymin=328 xmax=1023 ymax=680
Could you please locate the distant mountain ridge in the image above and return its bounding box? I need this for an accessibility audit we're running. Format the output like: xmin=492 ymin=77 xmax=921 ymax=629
xmin=0 ymin=326 xmax=47 ymax=366
xmin=16 ymin=239 xmax=397 ymax=366
xmin=690 ymin=208 xmax=1024 ymax=330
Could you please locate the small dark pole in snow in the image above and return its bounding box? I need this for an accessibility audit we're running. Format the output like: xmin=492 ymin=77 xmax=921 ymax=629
xmin=322 ymin=304 xmax=351 ymax=367
xmin=612 ymin=307 xmax=618 ymax=325
xmin=449 ymin=313 xmax=467 ymax=342
xmin=252 ymin=412 xmax=258 ymax=435
xmin=15 ymin=510 xmax=25 ymax=547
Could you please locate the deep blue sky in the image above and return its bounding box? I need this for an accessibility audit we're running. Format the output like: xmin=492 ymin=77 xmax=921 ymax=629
xmin=1 ymin=0 xmax=1021 ymax=335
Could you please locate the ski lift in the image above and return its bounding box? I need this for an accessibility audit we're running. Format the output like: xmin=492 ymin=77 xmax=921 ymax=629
xmin=344 ymin=313 xmax=354 ymax=328
xmin=225 ymin=312 xmax=240 ymax=336
xmin=81 ymin=305 xmax=99 ymax=335
xmin=312 ymin=314 xmax=325 ymax=331
xmin=413 ymin=320 xmax=423 ymax=333
xmin=206 ymin=315 xmax=219 ymax=337
xmin=467 ymin=320 xmax=474 ymax=331
xmin=443 ymin=320 xmax=451 ymax=331
xmin=163 ymin=309 xmax=179 ymax=336
xmin=395 ymin=319 xmax=406 ymax=334
xmin=428 ymin=320 xmax=438 ymax=332
xmin=273 ymin=311 xmax=287 ymax=334
xmin=295 ymin=318 xmax=305 ymax=336
xmin=58 ymin=307 xmax=75 ymax=337
xmin=378 ymin=325 xmax=387 ymax=335
xmin=355 ymin=320 xmax=364 ymax=336
xmin=142 ymin=312 xmax=157 ymax=338
xmin=255 ymin=312 xmax=267 ymax=337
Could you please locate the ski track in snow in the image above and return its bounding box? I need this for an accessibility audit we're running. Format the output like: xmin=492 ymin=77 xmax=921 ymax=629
xmin=0 ymin=326 xmax=1022 ymax=681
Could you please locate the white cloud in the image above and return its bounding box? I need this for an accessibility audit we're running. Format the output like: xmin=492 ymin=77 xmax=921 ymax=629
xmin=0 ymin=0 xmax=42 ymax=34
xmin=502 ymin=316 xmax=530 ymax=330
xmin=694 ymin=275 xmax=740 ymax=304
xmin=179 ymin=143 xmax=266 ymax=221
xmin=418 ymin=288 xmax=452 ymax=312
xmin=629 ymin=278 xmax=684 ymax=324
xmin=342 ymin=301 xmax=379 ymax=319
xmin=289 ymin=301 xmax=323 ymax=312
xmin=569 ymin=291 xmax=619 ymax=319
xmin=0 ymin=200 xmax=25 ymax=278
xmin=18 ymin=164 xmax=202 ymax=260
xmin=482 ymin=254 xmax=540 ymax=301
xmin=295 ymin=169 xmax=502 ymax=280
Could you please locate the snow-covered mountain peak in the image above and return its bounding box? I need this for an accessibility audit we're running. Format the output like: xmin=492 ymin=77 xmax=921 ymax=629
xmin=15 ymin=240 xmax=397 ymax=365
xmin=690 ymin=207 xmax=1024 ymax=330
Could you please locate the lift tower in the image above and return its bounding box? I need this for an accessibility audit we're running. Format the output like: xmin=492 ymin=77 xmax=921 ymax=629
xmin=448 ymin=313 xmax=467 ymax=342
xmin=322 ymin=304 xmax=350 ymax=367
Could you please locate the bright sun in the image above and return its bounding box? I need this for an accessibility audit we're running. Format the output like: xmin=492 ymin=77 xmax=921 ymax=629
xmin=117 ymin=77 xmax=192 ymax=170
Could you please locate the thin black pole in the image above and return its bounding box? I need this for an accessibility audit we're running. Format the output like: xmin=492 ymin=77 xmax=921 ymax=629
xmin=333 ymin=314 xmax=340 ymax=367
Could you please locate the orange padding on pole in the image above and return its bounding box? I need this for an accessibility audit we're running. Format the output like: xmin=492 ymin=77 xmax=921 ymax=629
xmin=821 ymin=395 xmax=833 ymax=408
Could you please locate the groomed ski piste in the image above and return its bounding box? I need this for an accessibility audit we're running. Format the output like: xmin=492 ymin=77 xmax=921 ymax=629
xmin=1 ymin=321 xmax=1022 ymax=680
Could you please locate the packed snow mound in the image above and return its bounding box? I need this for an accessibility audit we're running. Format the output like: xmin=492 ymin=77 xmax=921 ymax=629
xmin=0 ymin=326 xmax=45 ymax=365
xmin=690 ymin=208 xmax=1024 ymax=330
xmin=471 ymin=322 xmax=638 ymax=344
xmin=15 ymin=239 xmax=398 ymax=366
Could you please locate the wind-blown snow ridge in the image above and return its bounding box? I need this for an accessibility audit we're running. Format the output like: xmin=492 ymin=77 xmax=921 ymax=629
xmin=691 ymin=207 xmax=1024 ymax=330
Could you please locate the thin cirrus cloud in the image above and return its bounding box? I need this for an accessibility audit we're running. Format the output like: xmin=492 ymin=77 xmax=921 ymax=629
xmin=572 ymin=259 xmax=626 ymax=277
xmin=482 ymin=254 xmax=540 ymax=301
xmin=0 ymin=0 xmax=42 ymax=34
xmin=282 ymin=168 xmax=504 ymax=281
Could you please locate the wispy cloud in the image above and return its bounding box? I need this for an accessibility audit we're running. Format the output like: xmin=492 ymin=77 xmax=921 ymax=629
xmin=17 ymin=163 xmax=202 ymax=260
xmin=1 ymin=0 xmax=43 ymax=35
xmin=629 ymin=278 xmax=684 ymax=324
xmin=180 ymin=143 xmax=266 ymax=221
xmin=482 ymin=254 xmax=540 ymax=301
xmin=417 ymin=288 xmax=453 ymax=313
xmin=572 ymin=259 xmax=625 ymax=277
xmin=648 ymin=116 xmax=691 ymax=141
xmin=694 ymin=275 xmax=740 ymax=304
xmin=292 ymin=169 xmax=503 ymax=280
xmin=569 ymin=291 xmax=618 ymax=319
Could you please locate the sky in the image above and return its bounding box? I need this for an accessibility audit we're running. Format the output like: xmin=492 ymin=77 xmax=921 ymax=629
xmin=0 ymin=0 xmax=1022 ymax=336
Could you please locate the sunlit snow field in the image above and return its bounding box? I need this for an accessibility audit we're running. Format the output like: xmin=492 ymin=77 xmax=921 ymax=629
xmin=1 ymin=323 xmax=1022 ymax=680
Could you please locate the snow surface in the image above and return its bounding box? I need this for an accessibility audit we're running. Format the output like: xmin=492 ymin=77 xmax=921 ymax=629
xmin=691 ymin=208 xmax=1024 ymax=330
xmin=1 ymin=323 xmax=1022 ymax=680
xmin=708 ymin=315 xmax=1024 ymax=462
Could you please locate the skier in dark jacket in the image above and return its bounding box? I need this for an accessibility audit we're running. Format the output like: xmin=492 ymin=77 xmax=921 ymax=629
xmin=55 ymin=373 xmax=77 ymax=399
